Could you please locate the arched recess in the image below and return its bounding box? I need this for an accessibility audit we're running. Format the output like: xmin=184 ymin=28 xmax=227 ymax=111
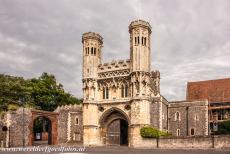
xmin=29 ymin=110 xmax=58 ymax=146
xmin=99 ymin=107 xmax=130 ymax=146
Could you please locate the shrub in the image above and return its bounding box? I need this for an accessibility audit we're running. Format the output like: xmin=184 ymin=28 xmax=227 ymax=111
xmin=7 ymin=104 xmax=19 ymax=111
xmin=140 ymin=126 xmax=171 ymax=138
xmin=217 ymin=121 xmax=230 ymax=135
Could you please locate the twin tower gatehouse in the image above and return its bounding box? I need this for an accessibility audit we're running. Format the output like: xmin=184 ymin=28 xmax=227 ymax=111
xmin=81 ymin=19 xmax=208 ymax=147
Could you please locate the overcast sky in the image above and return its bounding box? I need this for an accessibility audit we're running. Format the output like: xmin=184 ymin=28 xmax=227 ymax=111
xmin=0 ymin=0 xmax=230 ymax=101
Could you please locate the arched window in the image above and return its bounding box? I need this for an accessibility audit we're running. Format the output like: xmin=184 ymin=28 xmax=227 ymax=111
xmin=85 ymin=48 xmax=87 ymax=55
xmin=94 ymin=48 xmax=96 ymax=55
xmin=75 ymin=116 xmax=79 ymax=125
xmin=103 ymin=87 xmax=109 ymax=99
xmin=190 ymin=128 xmax=195 ymax=136
xmin=106 ymin=87 xmax=109 ymax=99
xmin=175 ymin=112 xmax=180 ymax=121
xmin=91 ymin=47 xmax=93 ymax=54
xmin=121 ymin=85 xmax=124 ymax=98
xmin=125 ymin=85 xmax=128 ymax=97
xmin=121 ymin=85 xmax=128 ymax=98
xmin=144 ymin=37 xmax=147 ymax=46
xmin=137 ymin=36 xmax=140 ymax=44
xmin=177 ymin=129 xmax=180 ymax=136
xmin=141 ymin=37 xmax=144 ymax=45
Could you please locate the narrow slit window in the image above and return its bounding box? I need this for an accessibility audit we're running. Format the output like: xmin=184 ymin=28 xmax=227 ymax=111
xmin=91 ymin=47 xmax=93 ymax=54
xmin=94 ymin=48 xmax=96 ymax=55
xmin=191 ymin=128 xmax=195 ymax=136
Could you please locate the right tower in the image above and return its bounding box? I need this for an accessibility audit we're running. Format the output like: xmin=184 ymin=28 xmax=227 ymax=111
xmin=129 ymin=20 xmax=152 ymax=72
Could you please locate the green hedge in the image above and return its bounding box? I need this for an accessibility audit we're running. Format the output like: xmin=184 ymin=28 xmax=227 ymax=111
xmin=140 ymin=126 xmax=171 ymax=138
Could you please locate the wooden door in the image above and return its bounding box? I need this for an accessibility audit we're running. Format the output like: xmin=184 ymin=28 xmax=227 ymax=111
xmin=107 ymin=119 xmax=120 ymax=145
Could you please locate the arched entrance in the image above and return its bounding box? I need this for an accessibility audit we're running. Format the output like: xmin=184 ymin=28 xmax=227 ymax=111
xmin=33 ymin=116 xmax=52 ymax=145
xmin=100 ymin=108 xmax=129 ymax=146
xmin=29 ymin=110 xmax=58 ymax=146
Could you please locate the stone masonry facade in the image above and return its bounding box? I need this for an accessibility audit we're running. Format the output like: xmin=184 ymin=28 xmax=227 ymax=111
xmin=0 ymin=19 xmax=210 ymax=148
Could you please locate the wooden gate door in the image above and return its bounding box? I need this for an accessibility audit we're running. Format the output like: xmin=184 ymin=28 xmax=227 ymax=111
xmin=107 ymin=119 xmax=120 ymax=145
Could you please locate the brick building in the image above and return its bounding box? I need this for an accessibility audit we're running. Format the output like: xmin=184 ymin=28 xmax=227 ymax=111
xmin=187 ymin=78 xmax=230 ymax=133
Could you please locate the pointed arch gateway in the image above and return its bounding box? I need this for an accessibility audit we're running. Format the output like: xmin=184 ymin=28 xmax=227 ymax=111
xmin=99 ymin=107 xmax=129 ymax=146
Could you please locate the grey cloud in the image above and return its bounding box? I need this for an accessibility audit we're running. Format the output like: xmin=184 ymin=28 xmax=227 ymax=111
xmin=0 ymin=0 xmax=229 ymax=101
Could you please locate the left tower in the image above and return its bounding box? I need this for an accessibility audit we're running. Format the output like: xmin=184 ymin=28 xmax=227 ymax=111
xmin=82 ymin=32 xmax=103 ymax=100
xmin=82 ymin=32 xmax=103 ymax=145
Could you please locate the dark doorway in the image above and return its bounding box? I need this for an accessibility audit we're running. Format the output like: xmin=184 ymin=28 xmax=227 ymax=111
xmin=107 ymin=119 xmax=128 ymax=145
xmin=33 ymin=116 xmax=52 ymax=145
xmin=120 ymin=119 xmax=128 ymax=145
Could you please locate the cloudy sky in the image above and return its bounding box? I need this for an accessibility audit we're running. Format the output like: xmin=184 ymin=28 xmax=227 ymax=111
xmin=0 ymin=0 xmax=229 ymax=101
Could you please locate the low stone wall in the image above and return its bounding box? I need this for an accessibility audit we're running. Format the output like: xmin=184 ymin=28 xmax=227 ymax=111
xmin=135 ymin=135 xmax=230 ymax=149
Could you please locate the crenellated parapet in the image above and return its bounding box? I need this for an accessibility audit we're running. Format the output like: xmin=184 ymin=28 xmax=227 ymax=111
xmin=55 ymin=104 xmax=83 ymax=112
xmin=98 ymin=59 xmax=130 ymax=72
xmin=129 ymin=19 xmax=152 ymax=34
xmin=82 ymin=32 xmax=103 ymax=44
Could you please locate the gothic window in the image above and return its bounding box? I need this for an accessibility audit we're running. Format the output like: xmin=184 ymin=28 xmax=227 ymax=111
xmin=103 ymin=87 xmax=109 ymax=99
xmin=91 ymin=47 xmax=93 ymax=55
xmin=177 ymin=129 xmax=180 ymax=136
xmin=106 ymin=87 xmax=109 ymax=99
xmin=135 ymin=37 xmax=137 ymax=45
xmin=125 ymin=85 xmax=128 ymax=97
xmin=94 ymin=48 xmax=96 ymax=55
xmin=137 ymin=36 xmax=140 ymax=45
xmin=103 ymin=87 xmax=105 ymax=99
xmin=121 ymin=85 xmax=124 ymax=98
xmin=190 ymin=128 xmax=195 ymax=136
xmin=144 ymin=37 xmax=147 ymax=46
xmin=175 ymin=112 xmax=180 ymax=121
xmin=85 ymin=48 xmax=87 ymax=55
xmin=75 ymin=116 xmax=79 ymax=125
xmin=141 ymin=37 xmax=144 ymax=45
xmin=121 ymin=85 xmax=128 ymax=98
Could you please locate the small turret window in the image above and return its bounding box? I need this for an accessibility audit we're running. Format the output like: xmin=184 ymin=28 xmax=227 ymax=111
xmin=91 ymin=47 xmax=93 ymax=55
xmin=142 ymin=37 xmax=144 ymax=45
xmin=85 ymin=48 xmax=87 ymax=55
xmin=144 ymin=37 xmax=147 ymax=46
xmin=94 ymin=48 xmax=96 ymax=55
xmin=137 ymin=36 xmax=140 ymax=45
xmin=135 ymin=37 xmax=137 ymax=45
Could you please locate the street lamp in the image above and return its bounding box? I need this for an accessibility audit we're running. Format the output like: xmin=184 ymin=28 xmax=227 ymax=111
xmin=19 ymin=97 xmax=25 ymax=148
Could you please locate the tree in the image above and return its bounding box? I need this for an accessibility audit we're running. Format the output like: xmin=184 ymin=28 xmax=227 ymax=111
xmin=0 ymin=73 xmax=82 ymax=112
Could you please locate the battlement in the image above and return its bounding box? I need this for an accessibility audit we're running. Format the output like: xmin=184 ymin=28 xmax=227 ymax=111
xmin=129 ymin=19 xmax=152 ymax=33
xmin=55 ymin=104 xmax=82 ymax=112
xmin=98 ymin=59 xmax=130 ymax=72
xmin=82 ymin=32 xmax=103 ymax=44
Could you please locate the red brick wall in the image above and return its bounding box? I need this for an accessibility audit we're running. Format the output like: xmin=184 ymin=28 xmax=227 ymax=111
xmin=187 ymin=78 xmax=230 ymax=103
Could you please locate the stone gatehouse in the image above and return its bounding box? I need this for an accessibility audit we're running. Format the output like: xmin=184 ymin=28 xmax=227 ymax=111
xmin=0 ymin=19 xmax=209 ymax=148
xmin=80 ymin=19 xmax=209 ymax=147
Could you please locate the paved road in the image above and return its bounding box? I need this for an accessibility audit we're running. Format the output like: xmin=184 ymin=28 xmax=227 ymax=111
xmin=0 ymin=146 xmax=230 ymax=154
